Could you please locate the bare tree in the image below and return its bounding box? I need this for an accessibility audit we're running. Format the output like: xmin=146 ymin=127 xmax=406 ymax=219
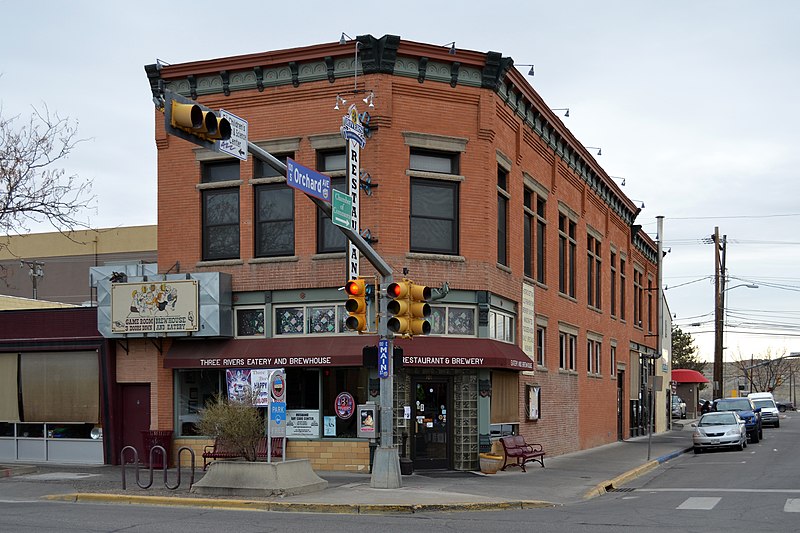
xmin=732 ymin=348 xmax=795 ymax=393
xmin=0 ymin=104 xmax=94 ymax=238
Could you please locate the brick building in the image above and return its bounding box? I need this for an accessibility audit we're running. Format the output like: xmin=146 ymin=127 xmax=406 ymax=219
xmin=92 ymin=34 xmax=662 ymax=471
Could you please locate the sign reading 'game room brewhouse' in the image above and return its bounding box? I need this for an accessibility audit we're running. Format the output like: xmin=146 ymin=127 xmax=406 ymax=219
xmin=111 ymin=280 xmax=199 ymax=334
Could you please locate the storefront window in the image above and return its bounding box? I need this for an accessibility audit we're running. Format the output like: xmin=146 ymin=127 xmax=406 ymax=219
xmin=428 ymin=306 xmax=476 ymax=336
xmin=276 ymin=307 xmax=304 ymax=335
xmin=235 ymin=307 xmax=265 ymax=337
xmin=307 ymin=306 xmax=337 ymax=334
xmin=275 ymin=305 xmax=349 ymax=335
xmin=176 ymin=370 xmax=223 ymax=436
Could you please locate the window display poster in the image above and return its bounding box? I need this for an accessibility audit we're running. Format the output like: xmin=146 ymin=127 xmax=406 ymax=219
xmin=226 ymin=369 xmax=252 ymax=403
xmin=286 ymin=410 xmax=320 ymax=437
xmin=527 ymin=385 xmax=541 ymax=420
xmin=335 ymin=392 xmax=355 ymax=419
xmin=324 ymin=416 xmax=336 ymax=436
xmin=357 ymin=404 xmax=376 ymax=438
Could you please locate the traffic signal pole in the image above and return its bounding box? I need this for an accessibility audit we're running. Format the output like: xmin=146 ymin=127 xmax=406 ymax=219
xmin=247 ymin=142 xmax=402 ymax=488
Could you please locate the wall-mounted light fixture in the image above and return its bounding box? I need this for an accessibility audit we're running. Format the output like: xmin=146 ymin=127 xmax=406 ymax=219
xmin=339 ymin=32 xmax=353 ymax=45
xmin=586 ymin=146 xmax=602 ymax=156
xmin=551 ymin=108 xmax=569 ymax=117
xmin=516 ymin=64 xmax=535 ymax=76
xmin=334 ymin=95 xmax=347 ymax=110
xmin=442 ymin=41 xmax=456 ymax=55
xmin=362 ymin=91 xmax=375 ymax=108
xmin=611 ymin=176 xmax=625 ymax=186
xmin=631 ymin=199 xmax=645 ymax=209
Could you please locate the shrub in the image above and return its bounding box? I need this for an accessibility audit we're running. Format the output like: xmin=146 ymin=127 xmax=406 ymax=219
xmin=197 ymin=393 xmax=265 ymax=461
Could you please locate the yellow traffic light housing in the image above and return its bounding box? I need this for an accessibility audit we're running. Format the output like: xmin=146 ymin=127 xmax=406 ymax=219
xmin=164 ymin=90 xmax=232 ymax=148
xmin=387 ymin=279 xmax=431 ymax=336
xmin=344 ymin=278 xmax=368 ymax=332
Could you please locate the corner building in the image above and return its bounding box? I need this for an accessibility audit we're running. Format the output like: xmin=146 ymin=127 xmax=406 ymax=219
xmin=124 ymin=34 xmax=660 ymax=471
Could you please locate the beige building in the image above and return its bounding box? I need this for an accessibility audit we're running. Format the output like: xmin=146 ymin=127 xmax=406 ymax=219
xmin=0 ymin=226 xmax=157 ymax=305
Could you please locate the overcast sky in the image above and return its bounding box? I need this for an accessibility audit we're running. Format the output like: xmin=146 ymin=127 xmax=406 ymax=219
xmin=2 ymin=1 xmax=798 ymax=362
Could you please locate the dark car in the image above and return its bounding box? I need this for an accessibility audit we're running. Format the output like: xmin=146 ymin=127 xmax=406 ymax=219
xmin=713 ymin=397 xmax=763 ymax=443
xmin=776 ymin=400 xmax=796 ymax=413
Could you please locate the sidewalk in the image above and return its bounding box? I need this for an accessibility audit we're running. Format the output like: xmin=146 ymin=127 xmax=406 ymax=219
xmin=0 ymin=425 xmax=695 ymax=513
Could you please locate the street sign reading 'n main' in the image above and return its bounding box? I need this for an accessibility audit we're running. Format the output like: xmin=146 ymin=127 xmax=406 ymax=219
xmin=286 ymin=158 xmax=331 ymax=202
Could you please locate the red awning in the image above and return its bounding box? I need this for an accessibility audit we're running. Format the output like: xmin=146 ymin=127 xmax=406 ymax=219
xmin=165 ymin=336 xmax=533 ymax=371
xmin=672 ymin=368 xmax=709 ymax=383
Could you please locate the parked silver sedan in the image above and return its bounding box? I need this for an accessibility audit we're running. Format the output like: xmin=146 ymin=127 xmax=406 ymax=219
xmin=692 ymin=411 xmax=747 ymax=454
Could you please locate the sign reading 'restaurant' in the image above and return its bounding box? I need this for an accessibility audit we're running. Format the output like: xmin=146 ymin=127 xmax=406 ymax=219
xmin=111 ymin=280 xmax=199 ymax=334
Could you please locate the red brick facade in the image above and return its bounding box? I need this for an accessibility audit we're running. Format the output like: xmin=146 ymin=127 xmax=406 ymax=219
xmin=148 ymin=34 xmax=659 ymax=462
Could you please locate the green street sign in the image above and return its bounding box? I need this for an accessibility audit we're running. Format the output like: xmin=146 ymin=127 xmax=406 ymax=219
xmin=332 ymin=189 xmax=352 ymax=229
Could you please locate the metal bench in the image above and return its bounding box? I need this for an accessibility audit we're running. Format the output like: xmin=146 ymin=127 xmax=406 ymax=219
xmin=202 ymin=436 xmax=284 ymax=470
xmin=499 ymin=435 xmax=545 ymax=472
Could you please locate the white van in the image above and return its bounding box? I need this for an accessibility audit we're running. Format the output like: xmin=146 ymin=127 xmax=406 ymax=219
xmin=748 ymin=392 xmax=780 ymax=428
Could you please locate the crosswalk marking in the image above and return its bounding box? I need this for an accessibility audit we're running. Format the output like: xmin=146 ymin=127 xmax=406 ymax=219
xmin=677 ymin=497 xmax=721 ymax=510
xmin=785 ymin=499 xmax=800 ymax=513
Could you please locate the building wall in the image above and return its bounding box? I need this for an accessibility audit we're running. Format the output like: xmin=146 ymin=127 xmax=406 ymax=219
xmin=150 ymin=35 xmax=660 ymax=462
xmin=0 ymin=226 xmax=157 ymax=305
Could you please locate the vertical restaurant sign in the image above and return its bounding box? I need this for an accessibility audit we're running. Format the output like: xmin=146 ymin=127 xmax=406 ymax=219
xmin=341 ymin=104 xmax=365 ymax=281
xmin=111 ymin=280 xmax=199 ymax=333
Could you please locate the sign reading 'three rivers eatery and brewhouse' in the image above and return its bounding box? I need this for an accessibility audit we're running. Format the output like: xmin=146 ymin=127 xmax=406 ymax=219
xmin=111 ymin=280 xmax=199 ymax=333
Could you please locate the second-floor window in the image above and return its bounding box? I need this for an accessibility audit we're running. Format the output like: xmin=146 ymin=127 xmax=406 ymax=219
xmin=558 ymin=213 xmax=577 ymax=298
xmin=634 ymin=267 xmax=644 ymax=328
xmin=255 ymin=184 xmax=294 ymax=257
xmin=201 ymin=160 xmax=240 ymax=261
xmin=409 ymin=149 xmax=459 ymax=255
xmin=587 ymin=234 xmax=602 ymax=309
xmin=497 ymin=166 xmax=508 ymax=266
xmin=316 ymin=150 xmax=347 ymax=254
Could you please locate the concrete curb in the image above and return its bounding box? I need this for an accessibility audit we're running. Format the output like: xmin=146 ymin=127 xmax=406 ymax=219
xmin=44 ymin=493 xmax=558 ymax=514
xmin=583 ymin=446 xmax=694 ymax=499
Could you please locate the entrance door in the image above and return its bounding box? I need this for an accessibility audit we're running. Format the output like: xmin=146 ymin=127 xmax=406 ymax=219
xmin=411 ymin=379 xmax=450 ymax=470
xmin=617 ymin=370 xmax=624 ymax=441
xmin=120 ymin=384 xmax=151 ymax=459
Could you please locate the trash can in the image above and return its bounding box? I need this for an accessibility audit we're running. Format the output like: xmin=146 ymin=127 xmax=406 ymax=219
xmin=141 ymin=430 xmax=173 ymax=468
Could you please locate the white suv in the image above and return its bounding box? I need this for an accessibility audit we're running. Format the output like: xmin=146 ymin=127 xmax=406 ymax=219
xmin=748 ymin=392 xmax=780 ymax=428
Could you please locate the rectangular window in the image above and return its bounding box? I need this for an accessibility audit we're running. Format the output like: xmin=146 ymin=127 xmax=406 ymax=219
xmin=409 ymin=149 xmax=458 ymax=174
xmin=559 ymin=331 xmax=577 ymax=370
xmin=489 ymin=310 xmax=514 ymax=343
xmin=610 ymin=251 xmax=617 ymax=317
xmin=536 ymin=197 xmax=546 ymax=284
xmin=202 ymin=188 xmax=240 ymax=260
xmin=595 ymin=341 xmax=602 ymax=376
xmin=587 ymin=339 xmax=594 ymax=373
xmin=428 ymin=306 xmax=477 ymax=336
xmin=611 ymin=345 xmax=617 ymax=377
xmin=620 ymin=257 xmax=627 ymax=321
xmin=275 ymin=304 xmax=349 ymax=335
xmin=203 ymin=160 xmax=240 ymax=183
xmin=647 ymin=277 xmax=654 ymax=333
xmin=410 ymin=178 xmax=459 ymax=254
xmin=177 ymin=370 xmax=223 ymax=436
xmin=497 ymin=167 xmax=508 ymax=266
xmin=587 ymin=234 xmax=602 ymax=309
xmin=535 ymin=326 xmax=545 ymax=366
xmin=634 ymin=267 xmax=644 ymax=328
xmin=235 ymin=307 xmax=265 ymax=337
xmin=19 ymin=352 xmax=99 ymax=422
xmin=255 ymin=184 xmax=294 ymax=257
xmin=558 ymin=214 xmax=577 ymax=297
xmin=316 ymin=150 xmax=347 ymax=254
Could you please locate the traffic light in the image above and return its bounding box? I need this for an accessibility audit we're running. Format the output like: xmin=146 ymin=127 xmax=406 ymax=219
xmin=386 ymin=279 xmax=431 ymax=336
xmin=164 ymin=90 xmax=231 ymax=148
xmin=344 ymin=278 xmax=368 ymax=332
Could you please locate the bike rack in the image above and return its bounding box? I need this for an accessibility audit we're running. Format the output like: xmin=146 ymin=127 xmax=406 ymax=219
xmin=121 ymin=445 xmax=196 ymax=490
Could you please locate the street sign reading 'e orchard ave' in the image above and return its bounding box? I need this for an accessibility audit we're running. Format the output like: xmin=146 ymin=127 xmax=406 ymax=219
xmin=286 ymin=158 xmax=331 ymax=202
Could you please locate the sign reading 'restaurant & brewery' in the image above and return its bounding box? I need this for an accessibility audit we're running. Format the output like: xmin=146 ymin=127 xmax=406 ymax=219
xmin=111 ymin=280 xmax=199 ymax=333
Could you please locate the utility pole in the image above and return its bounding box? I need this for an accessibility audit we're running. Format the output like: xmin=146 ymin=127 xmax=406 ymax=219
xmin=712 ymin=227 xmax=727 ymax=400
xmin=20 ymin=260 xmax=45 ymax=299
